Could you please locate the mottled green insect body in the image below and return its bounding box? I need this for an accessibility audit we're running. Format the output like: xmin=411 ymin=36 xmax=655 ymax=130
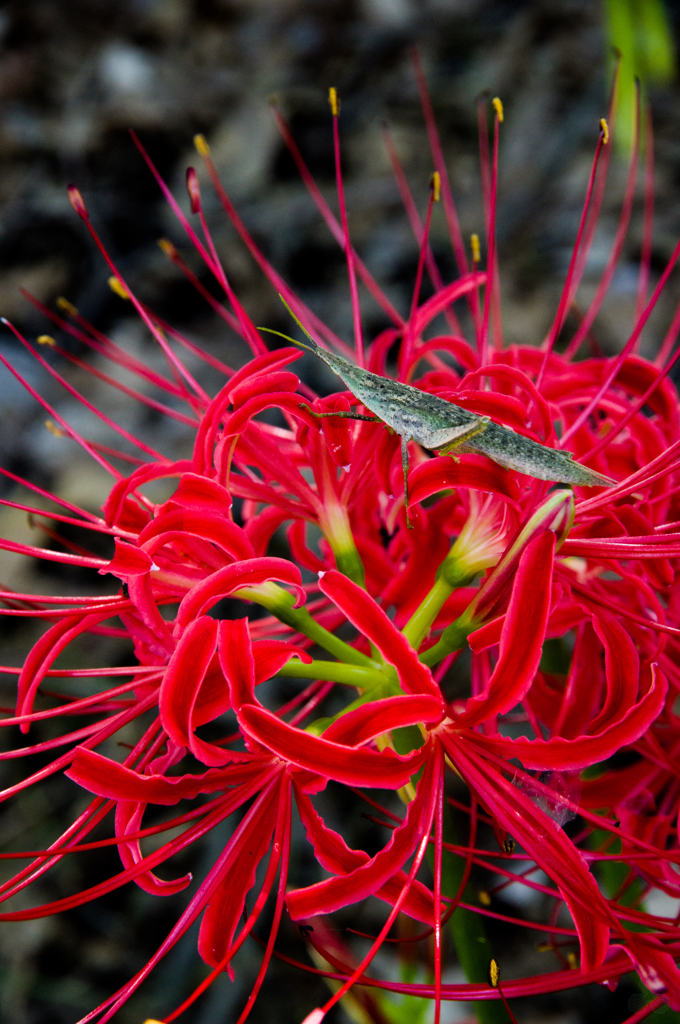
xmin=282 ymin=327 xmax=614 ymax=524
xmin=303 ymin=337 xmax=613 ymax=478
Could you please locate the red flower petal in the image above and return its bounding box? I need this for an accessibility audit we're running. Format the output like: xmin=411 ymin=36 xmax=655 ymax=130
xmin=198 ymin=776 xmax=283 ymax=967
xmin=322 ymin=695 xmax=444 ymax=746
xmin=445 ymin=732 xmax=611 ymax=973
xmin=160 ymin=615 xmax=231 ymax=764
xmin=218 ymin=618 xmax=255 ymax=712
xmin=471 ymin=663 xmax=668 ymax=770
xmin=318 ymin=570 xmax=443 ymax=700
xmin=239 ymin=705 xmax=426 ymax=788
xmin=100 ymin=538 xmax=154 ymax=579
xmin=160 ymin=472 xmax=233 ymax=514
xmin=408 ymin=454 xmax=520 ymax=508
xmin=66 ymin=747 xmax=267 ymax=804
xmin=412 ymin=272 xmax=485 ymax=335
xmin=139 ymin=509 xmax=254 ymax=562
xmin=287 ymin=749 xmax=439 ymax=919
xmin=230 ymin=370 xmax=300 ymax=410
xmin=458 ymin=530 xmax=555 ymax=727
xmin=436 ymin=388 xmax=530 ymax=432
xmin=174 ymin=557 xmax=305 ymax=634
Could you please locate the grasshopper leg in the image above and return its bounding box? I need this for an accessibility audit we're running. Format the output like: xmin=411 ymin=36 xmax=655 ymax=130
xmin=435 ymin=416 xmax=491 ymax=456
xmin=401 ymin=434 xmax=414 ymax=530
xmin=300 ymin=403 xmax=378 ymax=422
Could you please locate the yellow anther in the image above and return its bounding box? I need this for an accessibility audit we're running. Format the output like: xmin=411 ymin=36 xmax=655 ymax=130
xmin=56 ymin=297 xmax=78 ymax=316
xmin=536 ymin=942 xmax=555 ymax=953
xmin=599 ymin=117 xmax=609 ymax=144
xmin=37 ymin=335 xmax=56 ymax=347
xmin=430 ymin=171 xmax=441 ymax=202
xmin=502 ymin=837 xmax=515 ymax=855
xmin=470 ymin=233 xmax=481 ymax=264
xmin=158 ymin=238 xmax=178 ymax=258
xmin=478 ymin=889 xmax=491 ymax=906
xmin=492 ymin=97 xmax=504 ymax=122
xmin=567 ymin=951 xmax=578 ymax=969
xmin=108 ymin=276 xmax=129 ymax=300
xmin=487 ymin=958 xmax=500 ymax=988
xmin=194 ymin=134 xmax=210 ymax=158
xmin=45 ymin=419 xmax=64 ymax=438
xmin=328 ymin=87 xmax=339 ymax=117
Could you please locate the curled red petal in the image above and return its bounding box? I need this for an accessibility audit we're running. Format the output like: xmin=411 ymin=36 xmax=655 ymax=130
xmin=175 ymin=557 xmax=305 ymax=634
xmin=230 ymin=370 xmax=300 ymax=410
xmin=65 ymin=747 xmax=266 ymax=805
xmin=322 ymin=695 xmax=444 ymax=746
xmin=239 ymin=705 xmax=426 ymax=788
xmin=100 ymin=538 xmax=154 ymax=579
xmin=160 ymin=615 xmax=219 ymax=753
xmin=405 ymin=335 xmax=478 ymax=374
xmin=160 ymin=471 xmax=233 ymax=514
xmin=218 ymin=618 xmax=256 ymax=712
xmin=408 ymin=454 xmax=520 ymax=508
xmin=226 ymin=346 xmax=302 ymax=396
xmin=458 ymin=530 xmax=555 ymax=727
xmin=103 ymin=459 xmax=192 ymax=527
xmin=225 ymin=391 xmax=318 ymax=437
xmin=446 ymin=732 xmax=611 ymax=973
xmin=437 ymin=389 xmax=530 ymax=432
xmin=319 ymin=569 xmax=442 ymax=700
xmin=588 ymin=611 xmax=639 ymax=732
xmin=287 ymin=749 xmax=439 ymax=919
xmin=412 ymin=272 xmax=486 ymax=335
xmin=471 ymin=663 xmax=668 ymax=770
xmin=139 ymin=510 xmax=254 ymax=562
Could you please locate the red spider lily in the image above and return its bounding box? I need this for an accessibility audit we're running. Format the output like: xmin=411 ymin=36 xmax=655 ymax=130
xmin=2 ymin=55 xmax=680 ymax=1024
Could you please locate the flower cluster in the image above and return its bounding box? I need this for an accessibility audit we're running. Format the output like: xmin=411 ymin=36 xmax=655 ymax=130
xmin=2 ymin=60 xmax=680 ymax=1024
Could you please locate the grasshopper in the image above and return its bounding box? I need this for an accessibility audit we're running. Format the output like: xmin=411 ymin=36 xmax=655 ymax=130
xmin=265 ymin=318 xmax=614 ymax=525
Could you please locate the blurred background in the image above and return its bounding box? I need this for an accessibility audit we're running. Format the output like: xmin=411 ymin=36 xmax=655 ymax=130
xmin=0 ymin=1 xmax=679 ymax=1022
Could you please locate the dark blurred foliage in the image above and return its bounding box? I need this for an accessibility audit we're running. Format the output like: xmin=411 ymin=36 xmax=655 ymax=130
xmin=0 ymin=2 xmax=679 ymax=1022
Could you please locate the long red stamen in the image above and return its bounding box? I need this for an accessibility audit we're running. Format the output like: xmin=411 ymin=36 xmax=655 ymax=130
xmin=563 ymin=84 xmax=641 ymax=360
xmin=480 ymin=98 xmax=503 ymax=363
xmin=562 ymin=230 xmax=680 ymax=445
xmin=192 ymin=135 xmax=355 ymax=360
xmin=271 ymin=101 xmax=404 ymax=328
xmin=381 ymin=124 xmax=462 ymax=337
xmin=329 ymin=88 xmax=365 ymax=366
xmin=0 ymin=335 xmax=121 ymax=478
xmin=67 ymin=185 xmax=211 ymax=398
xmin=7 ymin=321 xmax=169 ymax=461
xmin=411 ymin=47 xmax=469 ymax=280
xmin=185 ymin=165 xmax=267 ymax=358
xmin=535 ymin=121 xmax=608 ymax=388
xmin=401 ymin=173 xmax=438 ymax=375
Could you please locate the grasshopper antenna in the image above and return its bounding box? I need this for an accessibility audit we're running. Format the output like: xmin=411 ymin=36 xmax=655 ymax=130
xmin=259 ymin=295 xmax=322 ymax=352
xmin=276 ymin=294 xmax=321 ymax=353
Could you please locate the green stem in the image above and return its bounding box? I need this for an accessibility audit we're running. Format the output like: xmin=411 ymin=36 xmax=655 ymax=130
xmin=420 ymin=618 xmax=472 ymax=668
xmin=402 ymin=576 xmax=453 ymax=650
xmin=333 ymin=545 xmax=366 ymax=588
xmin=276 ymin=658 xmax=380 ymax=688
xmin=238 ymin=585 xmax=375 ymax=667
